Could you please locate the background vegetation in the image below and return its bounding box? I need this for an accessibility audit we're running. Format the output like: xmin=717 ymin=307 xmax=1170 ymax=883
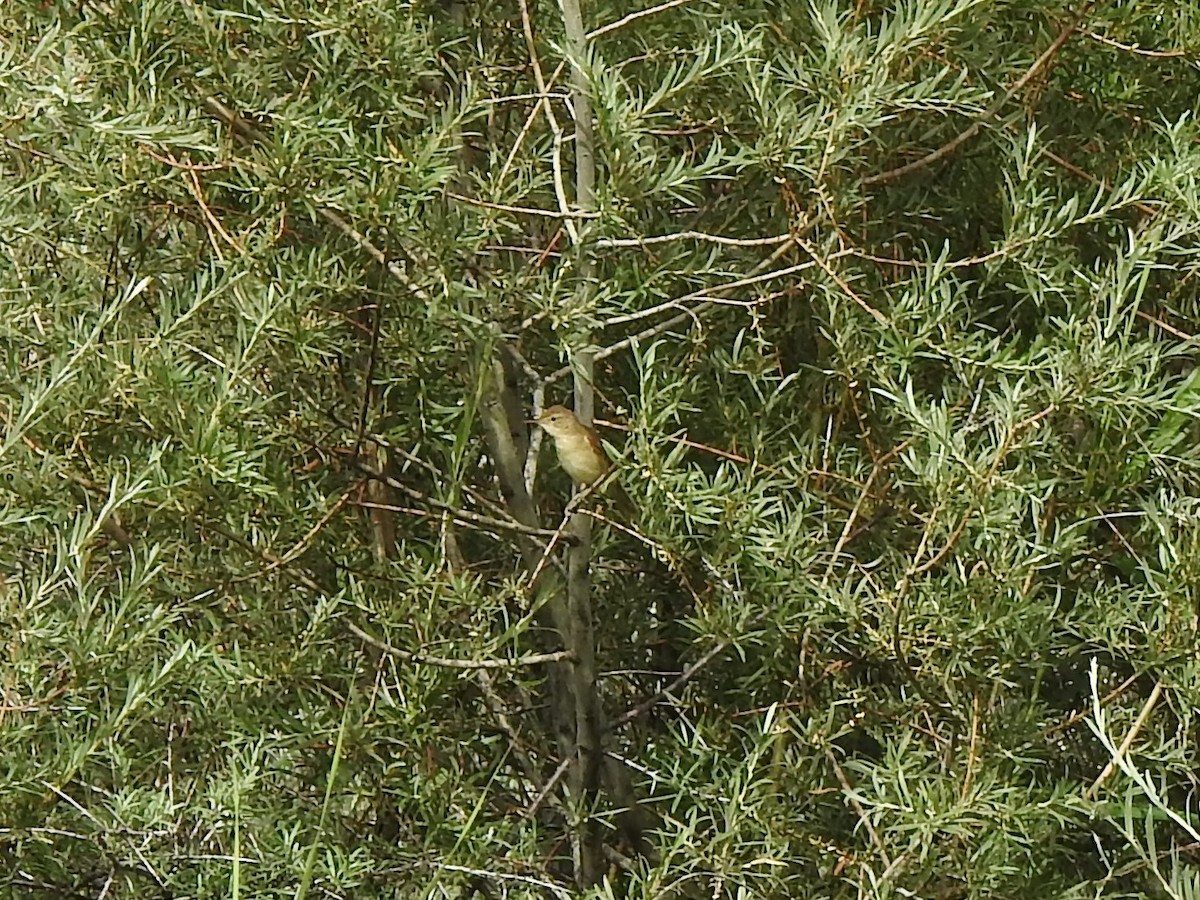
xmin=3 ymin=0 xmax=1200 ymax=896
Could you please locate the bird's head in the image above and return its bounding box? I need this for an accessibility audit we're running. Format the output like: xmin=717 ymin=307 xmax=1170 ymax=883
xmin=535 ymin=405 xmax=585 ymax=439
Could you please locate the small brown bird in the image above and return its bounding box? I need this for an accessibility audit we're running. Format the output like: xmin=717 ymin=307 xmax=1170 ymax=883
xmin=535 ymin=405 xmax=634 ymax=513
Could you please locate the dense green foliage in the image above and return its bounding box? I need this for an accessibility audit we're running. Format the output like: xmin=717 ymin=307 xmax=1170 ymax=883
xmin=4 ymin=0 xmax=1200 ymax=896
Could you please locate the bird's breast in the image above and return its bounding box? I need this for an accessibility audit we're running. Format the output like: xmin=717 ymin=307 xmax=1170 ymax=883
xmin=556 ymin=441 xmax=610 ymax=485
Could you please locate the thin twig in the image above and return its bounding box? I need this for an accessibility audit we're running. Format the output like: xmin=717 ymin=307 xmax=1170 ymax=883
xmin=910 ymin=510 xmax=971 ymax=577
xmin=348 ymin=621 xmax=575 ymax=670
xmin=353 ymin=294 xmax=386 ymax=455
xmin=542 ymin=232 xmax=810 ymax=384
xmin=889 ymin=508 xmax=966 ymax=721
xmin=596 ymin=423 xmax=749 ymax=466
xmin=795 ymin=237 xmax=889 ymax=325
xmin=960 ymin=691 xmax=981 ymax=801
xmin=431 ymin=861 xmax=573 ymax=899
xmin=138 ymin=144 xmax=230 ymax=171
xmin=825 ymin=747 xmax=892 ymax=869
xmin=1043 ymin=669 xmax=1141 ymax=738
xmin=594 ymin=230 xmax=794 ymax=249
xmin=475 ymin=672 xmax=571 ymax=824
xmin=597 ymin=256 xmax=843 ymax=329
xmin=201 ymin=95 xmax=433 ymax=301
xmin=1086 ymin=679 xmax=1164 ymax=799
xmin=1083 ymin=30 xmax=1187 ymax=57
xmin=521 ymin=507 xmax=576 ymax=592
xmin=317 ymin=207 xmax=431 ymax=301
xmin=579 ymin=507 xmax=708 ymax=603
xmin=527 ymin=755 xmax=574 ymax=818
xmin=587 ymin=0 xmax=698 ymax=40
xmin=184 ymin=166 xmax=243 ymax=254
xmin=1040 ymin=148 xmax=1160 ymax=217
xmin=497 ymin=49 xmax=568 ymax=184
xmin=481 ymin=91 xmax=572 ymax=105
xmin=609 ymin=641 xmax=729 ymax=729
xmin=445 ymin=191 xmax=599 ymax=219
xmin=1136 ymin=310 xmax=1193 ymax=343
xmin=230 ymin=488 xmax=355 ymax=583
xmin=823 ymin=466 xmax=881 ymax=584
xmin=863 ymin=2 xmax=1098 ymax=186
xmin=325 ymin=411 xmax=546 ymax=531
xmin=354 ymin=462 xmax=561 ymax=541
xmin=515 ymin=0 xmax=578 ymax=244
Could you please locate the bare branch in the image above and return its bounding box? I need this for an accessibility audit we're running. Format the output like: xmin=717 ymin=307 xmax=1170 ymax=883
xmin=587 ymin=0 xmax=700 ymax=40
xmin=348 ymin=622 xmax=574 ymax=670
xmin=1083 ymin=30 xmax=1187 ymax=57
xmin=594 ymin=230 xmax=794 ymax=249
